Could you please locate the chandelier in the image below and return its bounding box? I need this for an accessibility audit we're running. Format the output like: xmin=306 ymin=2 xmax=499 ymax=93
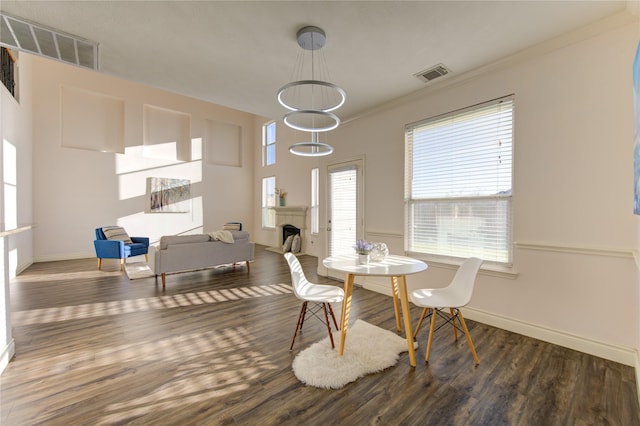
xmin=277 ymin=26 xmax=345 ymax=156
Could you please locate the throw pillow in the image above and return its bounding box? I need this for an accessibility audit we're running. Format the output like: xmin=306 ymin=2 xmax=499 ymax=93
xmin=291 ymin=234 xmax=301 ymax=253
xmin=282 ymin=235 xmax=294 ymax=253
xmin=102 ymin=226 xmax=133 ymax=244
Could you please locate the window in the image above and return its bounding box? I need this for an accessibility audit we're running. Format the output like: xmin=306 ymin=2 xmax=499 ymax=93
xmin=263 ymin=121 xmax=276 ymax=166
xmin=1 ymin=47 xmax=16 ymax=98
xmin=262 ymin=176 xmax=276 ymax=228
xmin=405 ymin=95 xmax=514 ymax=265
xmin=311 ymin=167 xmax=319 ymax=234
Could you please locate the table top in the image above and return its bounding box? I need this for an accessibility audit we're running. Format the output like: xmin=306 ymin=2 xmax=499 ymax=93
xmin=322 ymin=254 xmax=427 ymax=277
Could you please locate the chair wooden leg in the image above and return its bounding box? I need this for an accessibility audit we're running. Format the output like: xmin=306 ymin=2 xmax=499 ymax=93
xmin=456 ymin=309 xmax=479 ymax=365
xmin=413 ymin=307 xmax=429 ymax=337
xmin=120 ymin=259 xmax=124 ymax=271
xmin=290 ymin=302 xmax=308 ymax=350
xmin=450 ymin=308 xmax=459 ymax=341
xmin=390 ymin=277 xmax=402 ymax=333
xmin=246 ymin=260 xmax=250 ymax=273
xmin=161 ymin=273 xmax=166 ymax=290
xmin=97 ymin=258 xmax=102 ymax=270
xmin=145 ymin=254 xmax=149 ymax=262
xmin=425 ymin=308 xmax=437 ymax=364
xmin=322 ymin=303 xmax=336 ymax=349
xmin=327 ymin=303 xmax=340 ymax=330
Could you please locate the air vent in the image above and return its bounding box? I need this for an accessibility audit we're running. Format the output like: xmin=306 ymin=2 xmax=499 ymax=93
xmin=0 ymin=12 xmax=98 ymax=70
xmin=414 ymin=63 xmax=450 ymax=83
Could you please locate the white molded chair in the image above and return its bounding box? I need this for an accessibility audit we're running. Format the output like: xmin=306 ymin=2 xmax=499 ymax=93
xmin=411 ymin=257 xmax=483 ymax=365
xmin=284 ymin=252 xmax=345 ymax=350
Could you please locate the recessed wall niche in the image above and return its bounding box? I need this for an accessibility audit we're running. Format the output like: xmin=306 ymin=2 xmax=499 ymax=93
xmin=206 ymin=120 xmax=241 ymax=167
xmin=143 ymin=105 xmax=191 ymax=161
xmin=60 ymin=86 xmax=125 ymax=153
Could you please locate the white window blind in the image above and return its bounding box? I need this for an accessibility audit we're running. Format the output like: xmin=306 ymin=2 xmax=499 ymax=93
xmin=405 ymin=95 xmax=514 ymax=265
xmin=329 ymin=166 xmax=358 ymax=256
xmin=262 ymin=176 xmax=276 ymax=228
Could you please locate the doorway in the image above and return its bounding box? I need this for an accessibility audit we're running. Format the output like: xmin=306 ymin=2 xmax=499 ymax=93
xmin=327 ymin=159 xmax=364 ymax=263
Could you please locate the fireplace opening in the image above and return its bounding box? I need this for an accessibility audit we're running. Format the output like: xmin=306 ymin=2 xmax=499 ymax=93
xmin=282 ymin=224 xmax=302 ymax=253
xmin=283 ymin=224 xmax=300 ymax=242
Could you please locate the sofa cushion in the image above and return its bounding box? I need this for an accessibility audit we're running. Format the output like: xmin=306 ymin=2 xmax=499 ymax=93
xmin=230 ymin=230 xmax=249 ymax=243
xmin=160 ymin=234 xmax=210 ymax=250
xmin=102 ymin=226 xmax=133 ymax=244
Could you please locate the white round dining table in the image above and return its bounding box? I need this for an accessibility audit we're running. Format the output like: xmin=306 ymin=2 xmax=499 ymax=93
xmin=322 ymin=254 xmax=428 ymax=367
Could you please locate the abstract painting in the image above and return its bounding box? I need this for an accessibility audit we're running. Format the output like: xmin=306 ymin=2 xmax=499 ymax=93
xmin=148 ymin=177 xmax=191 ymax=213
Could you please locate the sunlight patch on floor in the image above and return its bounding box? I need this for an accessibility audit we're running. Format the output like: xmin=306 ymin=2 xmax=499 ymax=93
xmin=12 ymin=283 xmax=293 ymax=325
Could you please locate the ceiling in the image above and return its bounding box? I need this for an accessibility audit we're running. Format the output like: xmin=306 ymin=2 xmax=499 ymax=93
xmin=1 ymin=1 xmax=637 ymax=123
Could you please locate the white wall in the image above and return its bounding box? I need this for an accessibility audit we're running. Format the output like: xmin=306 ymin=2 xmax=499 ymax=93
xmin=31 ymin=56 xmax=256 ymax=261
xmin=0 ymin=52 xmax=34 ymax=373
xmin=256 ymin=17 xmax=640 ymax=364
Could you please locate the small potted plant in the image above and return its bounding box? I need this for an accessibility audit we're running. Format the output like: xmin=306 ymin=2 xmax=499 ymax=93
xmin=276 ymin=188 xmax=287 ymax=206
xmin=354 ymin=239 xmax=374 ymax=264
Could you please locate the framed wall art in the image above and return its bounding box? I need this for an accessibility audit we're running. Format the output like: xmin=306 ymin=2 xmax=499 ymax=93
xmin=148 ymin=177 xmax=191 ymax=213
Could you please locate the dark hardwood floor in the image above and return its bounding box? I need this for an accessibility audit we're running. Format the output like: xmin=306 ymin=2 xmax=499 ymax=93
xmin=1 ymin=245 xmax=638 ymax=425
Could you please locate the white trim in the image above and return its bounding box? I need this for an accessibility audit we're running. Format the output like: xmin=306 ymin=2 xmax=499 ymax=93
xmin=514 ymin=241 xmax=635 ymax=259
xmin=15 ymin=260 xmax=32 ymax=275
xmin=0 ymin=338 xmax=15 ymax=374
xmin=33 ymin=252 xmax=147 ymax=264
xmin=358 ymin=283 xmax=636 ymax=366
xmin=366 ymin=231 xmax=403 ymax=240
xmin=34 ymin=252 xmax=94 ymax=263
xmin=462 ymin=306 xmax=636 ymax=366
xmin=635 ymin=350 xmax=640 ymax=408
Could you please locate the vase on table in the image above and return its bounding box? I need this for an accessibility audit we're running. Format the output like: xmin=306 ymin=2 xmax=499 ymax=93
xmin=279 ymin=197 xmax=285 ymax=206
xmin=358 ymin=254 xmax=370 ymax=265
xmin=370 ymin=243 xmax=389 ymax=262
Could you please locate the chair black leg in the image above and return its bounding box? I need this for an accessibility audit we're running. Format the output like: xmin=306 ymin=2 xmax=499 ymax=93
xmin=327 ymin=303 xmax=340 ymax=330
xmin=290 ymin=302 xmax=308 ymax=350
xmin=322 ymin=303 xmax=336 ymax=349
xmin=299 ymin=301 xmax=308 ymax=330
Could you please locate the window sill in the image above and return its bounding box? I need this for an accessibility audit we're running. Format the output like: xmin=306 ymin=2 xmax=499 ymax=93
xmin=405 ymin=251 xmax=519 ymax=279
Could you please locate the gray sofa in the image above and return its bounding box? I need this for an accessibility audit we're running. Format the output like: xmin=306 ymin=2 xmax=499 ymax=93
xmin=151 ymin=230 xmax=254 ymax=289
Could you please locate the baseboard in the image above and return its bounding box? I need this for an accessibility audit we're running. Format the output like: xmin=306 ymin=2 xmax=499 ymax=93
xmin=461 ymin=307 xmax=636 ymax=366
xmin=33 ymin=252 xmax=95 ymax=263
xmin=0 ymin=338 xmax=15 ymax=374
xmin=16 ymin=260 xmax=33 ymax=276
xmin=636 ymin=351 xmax=640 ymax=407
xmin=362 ymin=280 xmax=636 ymax=366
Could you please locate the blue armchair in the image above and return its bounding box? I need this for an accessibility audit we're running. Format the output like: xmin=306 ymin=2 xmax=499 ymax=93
xmin=94 ymin=227 xmax=150 ymax=271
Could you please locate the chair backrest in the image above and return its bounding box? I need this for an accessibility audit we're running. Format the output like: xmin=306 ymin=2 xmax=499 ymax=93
xmin=446 ymin=257 xmax=483 ymax=307
xmin=95 ymin=228 xmax=106 ymax=240
xmin=284 ymin=252 xmax=313 ymax=300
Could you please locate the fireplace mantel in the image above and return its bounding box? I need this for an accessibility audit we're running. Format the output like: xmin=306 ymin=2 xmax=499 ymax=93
xmin=269 ymin=206 xmax=308 ymax=253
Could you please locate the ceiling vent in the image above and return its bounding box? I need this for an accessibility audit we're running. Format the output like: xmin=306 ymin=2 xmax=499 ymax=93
xmin=414 ymin=63 xmax=450 ymax=83
xmin=0 ymin=12 xmax=98 ymax=70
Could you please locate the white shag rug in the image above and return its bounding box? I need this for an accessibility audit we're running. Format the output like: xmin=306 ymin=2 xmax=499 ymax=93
xmin=124 ymin=262 xmax=155 ymax=280
xmin=292 ymin=319 xmax=408 ymax=389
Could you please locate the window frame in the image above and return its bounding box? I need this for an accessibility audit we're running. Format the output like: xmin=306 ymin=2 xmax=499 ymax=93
xmin=1 ymin=47 xmax=16 ymax=99
xmin=311 ymin=167 xmax=319 ymax=234
xmin=262 ymin=176 xmax=276 ymax=228
xmin=404 ymin=95 xmax=514 ymax=267
xmin=262 ymin=121 xmax=276 ymax=166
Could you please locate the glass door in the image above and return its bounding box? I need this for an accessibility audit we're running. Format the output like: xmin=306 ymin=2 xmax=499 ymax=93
xmin=327 ymin=159 xmax=364 ymax=267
